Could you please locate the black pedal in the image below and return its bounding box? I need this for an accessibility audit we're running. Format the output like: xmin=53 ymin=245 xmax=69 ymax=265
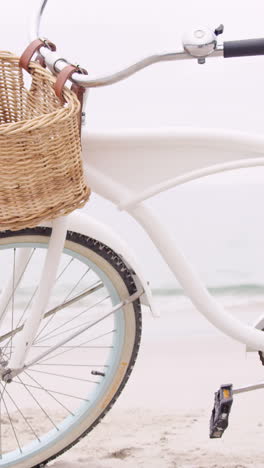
xmin=210 ymin=384 xmax=233 ymax=438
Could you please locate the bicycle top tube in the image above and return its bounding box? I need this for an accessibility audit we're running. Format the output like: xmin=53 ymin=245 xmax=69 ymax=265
xmin=31 ymin=0 xmax=264 ymax=88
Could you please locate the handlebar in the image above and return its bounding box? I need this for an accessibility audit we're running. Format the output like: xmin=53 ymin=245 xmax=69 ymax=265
xmin=33 ymin=48 xmax=224 ymax=89
xmin=224 ymin=38 xmax=264 ymax=58
xmin=31 ymin=0 xmax=264 ymax=89
xmin=31 ymin=1 xmax=225 ymax=88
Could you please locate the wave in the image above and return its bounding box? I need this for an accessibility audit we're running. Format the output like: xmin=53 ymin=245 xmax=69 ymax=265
xmin=153 ymin=283 xmax=264 ymax=297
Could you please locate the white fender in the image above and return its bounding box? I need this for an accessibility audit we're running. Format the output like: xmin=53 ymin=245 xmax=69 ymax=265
xmin=43 ymin=211 xmax=158 ymax=318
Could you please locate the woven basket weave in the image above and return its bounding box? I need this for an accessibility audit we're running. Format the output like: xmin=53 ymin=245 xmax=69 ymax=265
xmin=0 ymin=51 xmax=90 ymax=231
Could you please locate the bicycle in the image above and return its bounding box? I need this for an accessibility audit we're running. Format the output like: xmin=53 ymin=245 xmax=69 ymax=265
xmin=1 ymin=1 xmax=264 ymax=467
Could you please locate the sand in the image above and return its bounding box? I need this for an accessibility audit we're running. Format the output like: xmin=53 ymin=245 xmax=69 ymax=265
xmin=44 ymin=297 xmax=264 ymax=467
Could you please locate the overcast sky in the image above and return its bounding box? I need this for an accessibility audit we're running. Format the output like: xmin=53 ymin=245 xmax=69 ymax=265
xmin=2 ymin=0 xmax=264 ymax=133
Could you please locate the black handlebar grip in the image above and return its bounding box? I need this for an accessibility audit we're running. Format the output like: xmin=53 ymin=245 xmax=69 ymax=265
xmin=224 ymin=38 xmax=264 ymax=58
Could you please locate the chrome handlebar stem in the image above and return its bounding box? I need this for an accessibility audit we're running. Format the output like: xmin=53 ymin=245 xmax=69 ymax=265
xmin=30 ymin=0 xmax=224 ymax=88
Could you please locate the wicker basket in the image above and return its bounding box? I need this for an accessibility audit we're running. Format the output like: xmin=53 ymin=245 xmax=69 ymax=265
xmin=0 ymin=51 xmax=90 ymax=231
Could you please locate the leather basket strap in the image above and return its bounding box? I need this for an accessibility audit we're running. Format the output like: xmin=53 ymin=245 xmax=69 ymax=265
xmin=54 ymin=64 xmax=88 ymax=101
xmin=20 ymin=39 xmax=56 ymax=72
xmin=54 ymin=65 xmax=78 ymax=101
xmin=54 ymin=65 xmax=88 ymax=133
xmin=71 ymin=83 xmax=86 ymax=130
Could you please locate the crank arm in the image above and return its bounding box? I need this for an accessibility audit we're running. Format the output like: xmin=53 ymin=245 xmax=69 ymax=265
xmin=232 ymin=381 xmax=264 ymax=394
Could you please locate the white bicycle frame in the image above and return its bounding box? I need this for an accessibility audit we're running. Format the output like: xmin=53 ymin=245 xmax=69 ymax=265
xmin=83 ymin=127 xmax=264 ymax=352
xmin=6 ymin=125 xmax=264 ymax=374
xmin=4 ymin=1 xmax=264 ymax=375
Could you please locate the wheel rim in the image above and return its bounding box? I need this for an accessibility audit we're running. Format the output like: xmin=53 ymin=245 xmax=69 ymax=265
xmin=0 ymin=235 xmax=134 ymax=466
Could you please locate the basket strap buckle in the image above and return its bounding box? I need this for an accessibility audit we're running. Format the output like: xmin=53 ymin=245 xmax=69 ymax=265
xmin=19 ymin=38 xmax=56 ymax=72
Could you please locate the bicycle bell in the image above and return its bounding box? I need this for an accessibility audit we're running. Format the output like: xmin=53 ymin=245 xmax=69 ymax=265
xmin=182 ymin=25 xmax=224 ymax=63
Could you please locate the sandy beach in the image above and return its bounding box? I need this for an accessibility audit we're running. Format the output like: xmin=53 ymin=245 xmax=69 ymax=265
xmin=44 ymin=296 xmax=264 ymax=468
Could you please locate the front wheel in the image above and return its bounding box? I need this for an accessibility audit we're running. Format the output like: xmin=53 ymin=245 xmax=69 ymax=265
xmin=0 ymin=227 xmax=142 ymax=468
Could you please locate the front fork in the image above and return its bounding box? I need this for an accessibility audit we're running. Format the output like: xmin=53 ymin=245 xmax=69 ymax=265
xmin=4 ymin=217 xmax=68 ymax=373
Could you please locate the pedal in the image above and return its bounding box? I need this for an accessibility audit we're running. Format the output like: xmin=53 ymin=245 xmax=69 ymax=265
xmin=210 ymin=384 xmax=233 ymax=438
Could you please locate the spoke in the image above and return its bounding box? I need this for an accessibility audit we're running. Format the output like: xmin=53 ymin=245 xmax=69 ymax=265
xmin=32 ymin=345 xmax=113 ymax=349
xmin=0 ymin=382 xmax=41 ymax=442
xmin=0 ymin=282 xmax=104 ymax=346
xmin=16 ymin=375 xmax=59 ymax=431
xmin=2 ymin=249 xmax=36 ymax=355
xmin=27 ymin=368 xmax=100 ymax=384
xmin=30 ymin=258 xmax=74 ymax=344
xmin=23 ymin=371 xmax=75 ymax=416
xmin=40 ymin=281 xmax=104 ymax=322
xmin=35 ymin=294 xmax=110 ymax=345
xmin=0 ymin=249 xmax=35 ymax=326
xmin=34 ymin=257 xmax=77 ymax=341
xmin=13 ymin=379 xmax=90 ymax=402
xmin=0 ymin=383 xmax=7 ymax=404
xmin=56 ymin=257 xmax=75 ymax=282
xmin=32 ymin=329 xmax=116 ymax=364
xmin=1 ymin=387 xmax=22 ymax=453
xmin=35 ymin=282 xmax=105 ymax=344
xmin=1 ymin=255 xmax=75 ymax=350
xmin=34 ymin=363 xmax=108 ymax=367
xmin=9 ymin=248 xmax=16 ymax=359
xmin=25 ymin=289 xmax=135 ymax=369
xmin=63 ymin=266 xmax=91 ymax=303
